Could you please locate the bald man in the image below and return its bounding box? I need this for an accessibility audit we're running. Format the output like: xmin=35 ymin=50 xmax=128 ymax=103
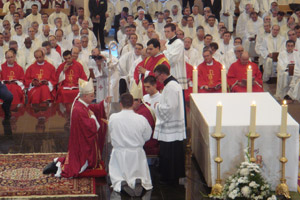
xmin=227 ymin=51 xmax=264 ymax=92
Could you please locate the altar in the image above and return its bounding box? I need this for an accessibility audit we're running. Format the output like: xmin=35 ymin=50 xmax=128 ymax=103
xmin=190 ymin=93 xmax=299 ymax=191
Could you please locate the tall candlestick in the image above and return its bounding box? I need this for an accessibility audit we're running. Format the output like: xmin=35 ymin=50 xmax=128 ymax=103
xmin=280 ymin=100 xmax=288 ymax=134
xmin=221 ymin=65 xmax=227 ymax=93
xmin=249 ymin=101 xmax=256 ymax=134
xmin=215 ymin=102 xmax=222 ymax=134
xmin=193 ymin=66 xmax=198 ymax=93
xmin=247 ymin=66 xmax=252 ymax=93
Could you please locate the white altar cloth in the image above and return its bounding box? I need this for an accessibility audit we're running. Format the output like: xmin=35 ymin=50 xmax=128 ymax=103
xmin=190 ymin=92 xmax=299 ymax=191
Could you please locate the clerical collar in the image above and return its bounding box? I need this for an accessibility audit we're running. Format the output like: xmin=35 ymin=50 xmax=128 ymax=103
xmin=78 ymin=98 xmax=89 ymax=108
xmin=154 ymin=52 xmax=162 ymax=57
xmin=37 ymin=62 xmax=45 ymax=65
xmin=206 ymin=61 xmax=213 ymax=66
xmin=7 ymin=63 xmax=14 ymax=67
xmin=168 ymin=35 xmax=177 ymax=45
xmin=163 ymin=75 xmax=178 ymax=86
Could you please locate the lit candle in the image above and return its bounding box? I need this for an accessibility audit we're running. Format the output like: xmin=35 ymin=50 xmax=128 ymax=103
xmin=280 ymin=100 xmax=288 ymax=134
xmin=247 ymin=65 xmax=252 ymax=93
xmin=249 ymin=101 xmax=256 ymax=134
xmin=221 ymin=65 xmax=227 ymax=93
xmin=193 ymin=66 xmax=198 ymax=93
xmin=215 ymin=102 xmax=222 ymax=134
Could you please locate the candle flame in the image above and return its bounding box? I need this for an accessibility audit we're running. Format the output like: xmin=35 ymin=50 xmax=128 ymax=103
xmin=248 ymin=65 xmax=252 ymax=70
xmin=193 ymin=65 xmax=197 ymax=70
xmin=222 ymin=65 xmax=226 ymax=70
xmin=217 ymin=101 xmax=222 ymax=106
xmin=283 ymin=100 xmax=287 ymax=105
xmin=252 ymin=101 xmax=256 ymax=105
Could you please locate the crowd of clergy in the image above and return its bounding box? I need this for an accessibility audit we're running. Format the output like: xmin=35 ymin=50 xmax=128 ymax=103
xmin=1 ymin=0 xmax=300 ymax=197
xmin=0 ymin=0 xmax=300 ymax=109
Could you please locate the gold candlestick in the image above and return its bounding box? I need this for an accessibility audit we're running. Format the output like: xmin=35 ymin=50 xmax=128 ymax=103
xmin=210 ymin=132 xmax=226 ymax=196
xmin=276 ymin=132 xmax=291 ymax=199
xmin=246 ymin=132 xmax=260 ymax=163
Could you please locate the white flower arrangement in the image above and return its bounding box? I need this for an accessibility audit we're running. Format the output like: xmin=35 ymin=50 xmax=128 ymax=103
xmin=221 ymin=145 xmax=276 ymax=200
xmin=209 ymin=143 xmax=277 ymax=200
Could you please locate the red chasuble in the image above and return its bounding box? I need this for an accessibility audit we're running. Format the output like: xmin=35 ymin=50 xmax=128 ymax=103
xmin=0 ymin=62 xmax=25 ymax=104
xmin=135 ymin=103 xmax=159 ymax=156
xmin=57 ymin=100 xmax=106 ymax=178
xmin=25 ymin=61 xmax=57 ymax=104
xmin=198 ymin=59 xmax=222 ymax=93
xmin=184 ymin=62 xmax=193 ymax=102
xmin=55 ymin=60 xmax=87 ymax=103
xmin=227 ymin=60 xmax=264 ymax=92
xmin=134 ymin=54 xmax=170 ymax=94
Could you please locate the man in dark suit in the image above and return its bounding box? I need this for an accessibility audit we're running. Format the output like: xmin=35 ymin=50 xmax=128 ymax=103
xmin=202 ymin=0 xmax=221 ymax=21
xmin=89 ymin=0 xmax=107 ymax=50
xmin=114 ymin=7 xmax=129 ymax=42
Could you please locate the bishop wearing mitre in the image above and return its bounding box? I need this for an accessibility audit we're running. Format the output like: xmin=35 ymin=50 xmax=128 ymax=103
xmin=43 ymin=78 xmax=109 ymax=178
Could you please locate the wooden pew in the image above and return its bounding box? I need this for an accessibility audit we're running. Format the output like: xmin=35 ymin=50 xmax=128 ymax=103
xmin=279 ymin=5 xmax=292 ymax=13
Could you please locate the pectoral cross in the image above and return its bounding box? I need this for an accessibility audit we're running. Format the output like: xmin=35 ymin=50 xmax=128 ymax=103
xmin=37 ymin=69 xmax=44 ymax=81
xmin=67 ymin=69 xmax=74 ymax=85
xmin=207 ymin=69 xmax=214 ymax=86
xmin=8 ymin=71 xmax=15 ymax=81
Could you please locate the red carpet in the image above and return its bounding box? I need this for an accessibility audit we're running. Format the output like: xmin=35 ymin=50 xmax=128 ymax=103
xmin=0 ymin=153 xmax=96 ymax=198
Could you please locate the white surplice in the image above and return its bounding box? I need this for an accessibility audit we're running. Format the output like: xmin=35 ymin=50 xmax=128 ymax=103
xmin=163 ymin=37 xmax=187 ymax=89
xmin=220 ymin=0 xmax=235 ymax=32
xmin=259 ymin=34 xmax=285 ymax=81
xmin=109 ymin=109 xmax=152 ymax=192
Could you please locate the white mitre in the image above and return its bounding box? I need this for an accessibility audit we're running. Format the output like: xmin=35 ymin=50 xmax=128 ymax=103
xmin=78 ymin=78 xmax=94 ymax=95
xmin=130 ymin=80 xmax=143 ymax=99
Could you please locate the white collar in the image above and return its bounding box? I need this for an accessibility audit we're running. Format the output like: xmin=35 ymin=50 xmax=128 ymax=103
xmin=7 ymin=63 xmax=14 ymax=67
xmin=150 ymin=91 xmax=160 ymax=98
xmin=37 ymin=62 xmax=45 ymax=65
xmin=78 ymin=98 xmax=89 ymax=108
xmin=206 ymin=61 xmax=213 ymax=66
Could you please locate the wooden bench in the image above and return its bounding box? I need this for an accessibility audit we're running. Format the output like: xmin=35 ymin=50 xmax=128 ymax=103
xmin=279 ymin=5 xmax=293 ymax=13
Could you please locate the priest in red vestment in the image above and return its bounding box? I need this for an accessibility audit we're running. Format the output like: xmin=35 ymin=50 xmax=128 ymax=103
xmin=25 ymin=49 xmax=57 ymax=104
xmin=227 ymin=51 xmax=264 ymax=92
xmin=56 ymin=50 xmax=87 ymax=103
xmin=198 ymin=49 xmax=222 ymax=93
xmin=43 ymin=79 xmax=108 ymax=178
xmin=0 ymin=49 xmax=25 ymax=104
xmin=130 ymin=81 xmax=159 ymax=156
xmin=134 ymin=39 xmax=170 ymax=94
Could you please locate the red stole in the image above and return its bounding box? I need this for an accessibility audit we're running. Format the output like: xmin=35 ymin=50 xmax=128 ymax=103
xmin=134 ymin=54 xmax=170 ymax=94
xmin=55 ymin=45 xmax=61 ymax=56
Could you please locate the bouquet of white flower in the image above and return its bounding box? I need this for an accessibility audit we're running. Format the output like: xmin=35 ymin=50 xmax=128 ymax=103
xmin=222 ymin=161 xmax=276 ymax=200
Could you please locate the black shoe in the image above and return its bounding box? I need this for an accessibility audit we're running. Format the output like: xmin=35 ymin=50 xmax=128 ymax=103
xmin=266 ymin=79 xmax=273 ymax=84
xmin=121 ymin=181 xmax=135 ymax=197
xmin=43 ymin=161 xmax=58 ymax=174
xmin=134 ymin=179 xmax=143 ymax=196
xmin=101 ymin=47 xmax=108 ymax=50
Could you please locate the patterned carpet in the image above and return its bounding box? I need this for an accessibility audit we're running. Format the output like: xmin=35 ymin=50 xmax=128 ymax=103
xmin=0 ymin=153 xmax=96 ymax=198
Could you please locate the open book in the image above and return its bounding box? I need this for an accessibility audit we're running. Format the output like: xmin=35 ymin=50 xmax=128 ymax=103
xmin=63 ymin=86 xmax=79 ymax=90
